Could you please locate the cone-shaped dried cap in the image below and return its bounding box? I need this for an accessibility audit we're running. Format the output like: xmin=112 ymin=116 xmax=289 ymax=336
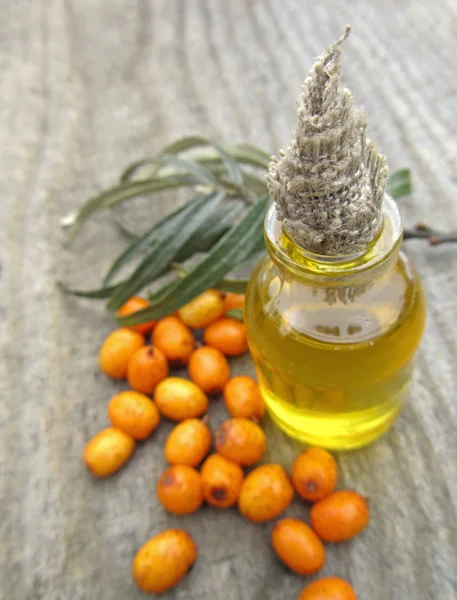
xmin=267 ymin=27 xmax=388 ymax=256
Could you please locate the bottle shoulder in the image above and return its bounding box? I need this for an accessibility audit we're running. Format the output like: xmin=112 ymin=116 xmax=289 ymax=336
xmin=245 ymin=252 xmax=425 ymax=347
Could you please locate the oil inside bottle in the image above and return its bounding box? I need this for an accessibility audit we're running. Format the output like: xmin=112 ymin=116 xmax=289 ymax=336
xmin=244 ymin=202 xmax=426 ymax=450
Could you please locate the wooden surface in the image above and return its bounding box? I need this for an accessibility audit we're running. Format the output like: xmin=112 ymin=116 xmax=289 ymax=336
xmin=1 ymin=1 xmax=457 ymax=599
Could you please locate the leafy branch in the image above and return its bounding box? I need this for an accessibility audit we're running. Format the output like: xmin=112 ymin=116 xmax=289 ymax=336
xmin=58 ymin=135 xmax=452 ymax=326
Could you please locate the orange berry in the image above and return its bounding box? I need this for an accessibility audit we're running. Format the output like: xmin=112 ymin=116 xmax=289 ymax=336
xmin=203 ymin=317 xmax=248 ymax=356
xmin=83 ymin=427 xmax=135 ymax=477
xmin=188 ymin=346 xmax=230 ymax=394
xmin=132 ymin=529 xmax=197 ymax=594
xmin=164 ymin=419 xmax=212 ymax=467
xmin=108 ymin=391 xmax=160 ymax=440
xmin=291 ymin=447 xmax=338 ymax=502
xmin=98 ymin=328 xmax=145 ymax=379
xmin=154 ymin=377 xmax=209 ymax=421
xmin=200 ymin=453 xmax=244 ymax=508
xmin=297 ymin=578 xmax=357 ymax=600
xmin=223 ymin=376 xmax=265 ymax=420
xmin=116 ymin=296 xmax=156 ymax=335
xmin=223 ymin=292 xmax=245 ymax=313
xmin=126 ymin=345 xmax=169 ymax=395
xmin=178 ymin=289 xmax=225 ymax=329
xmin=272 ymin=518 xmax=326 ymax=576
xmin=157 ymin=465 xmax=204 ymax=515
xmin=310 ymin=490 xmax=370 ymax=542
xmin=214 ymin=417 xmax=266 ymax=466
xmin=238 ymin=464 xmax=294 ymax=523
xmin=152 ymin=315 xmax=196 ymax=366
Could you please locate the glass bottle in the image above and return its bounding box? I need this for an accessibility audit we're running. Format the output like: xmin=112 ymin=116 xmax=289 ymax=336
xmin=244 ymin=194 xmax=426 ymax=450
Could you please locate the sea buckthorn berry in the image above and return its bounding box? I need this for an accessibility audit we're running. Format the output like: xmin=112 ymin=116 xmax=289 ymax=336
xmin=132 ymin=529 xmax=197 ymax=594
xmin=152 ymin=315 xmax=195 ymax=366
xmin=223 ymin=376 xmax=265 ymax=420
xmin=164 ymin=419 xmax=212 ymax=467
xmin=127 ymin=345 xmax=169 ymax=395
xmin=291 ymin=447 xmax=338 ymax=502
xmin=98 ymin=328 xmax=145 ymax=379
xmin=178 ymin=289 xmax=225 ymax=329
xmin=223 ymin=292 xmax=245 ymax=313
xmin=238 ymin=464 xmax=294 ymax=523
xmin=203 ymin=317 xmax=248 ymax=356
xmin=116 ymin=296 xmax=156 ymax=335
xmin=157 ymin=465 xmax=204 ymax=515
xmin=214 ymin=417 xmax=266 ymax=466
xmin=188 ymin=346 xmax=230 ymax=394
xmin=310 ymin=490 xmax=370 ymax=542
xmin=108 ymin=391 xmax=160 ymax=440
xmin=83 ymin=427 xmax=135 ymax=477
xmin=297 ymin=577 xmax=357 ymax=600
xmin=272 ymin=518 xmax=326 ymax=576
xmin=154 ymin=378 xmax=209 ymax=421
xmin=200 ymin=453 xmax=244 ymax=508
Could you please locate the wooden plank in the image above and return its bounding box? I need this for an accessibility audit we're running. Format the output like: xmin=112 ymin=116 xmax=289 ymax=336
xmin=0 ymin=0 xmax=456 ymax=598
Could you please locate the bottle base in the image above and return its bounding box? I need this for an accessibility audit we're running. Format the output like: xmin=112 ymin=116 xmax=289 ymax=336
xmin=262 ymin=386 xmax=404 ymax=451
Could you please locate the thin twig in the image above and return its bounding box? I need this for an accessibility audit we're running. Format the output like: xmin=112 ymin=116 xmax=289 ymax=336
xmin=404 ymin=223 xmax=457 ymax=246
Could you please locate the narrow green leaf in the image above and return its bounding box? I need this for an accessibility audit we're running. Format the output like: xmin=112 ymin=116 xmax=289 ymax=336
xmin=216 ymin=278 xmax=249 ymax=294
xmin=103 ymin=195 xmax=205 ymax=285
xmin=225 ymin=308 xmax=244 ymax=321
xmin=107 ymin=190 xmax=226 ymax=310
xmin=154 ymin=155 xmax=217 ymax=185
xmin=148 ymin=279 xmax=181 ymax=304
xmin=61 ymin=174 xmax=200 ymax=241
xmin=222 ymin=143 xmax=271 ymax=169
xmin=116 ymin=195 xmax=270 ymax=325
xmin=56 ymin=280 xmax=123 ymax=299
xmin=387 ymin=169 xmax=412 ymax=198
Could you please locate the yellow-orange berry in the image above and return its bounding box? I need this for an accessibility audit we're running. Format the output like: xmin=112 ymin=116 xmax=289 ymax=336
xmin=98 ymin=328 xmax=145 ymax=379
xmin=223 ymin=376 xmax=265 ymax=420
xmin=292 ymin=447 xmax=338 ymax=502
xmin=116 ymin=296 xmax=156 ymax=335
xmin=83 ymin=427 xmax=135 ymax=477
xmin=188 ymin=346 xmax=230 ymax=394
xmin=164 ymin=419 xmax=212 ymax=467
xmin=200 ymin=453 xmax=244 ymax=508
xmin=297 ymin=578 xmax=357 ymax=600
xmin=238 ymin=464 xmax=294 ymax=523
xmin=157 ymin=465 xmax=204 ymax=515
xmin=126 ymin=345 xmax=169 ymax=395
xmin=214 ymin=417 xmax=266 ymax=466
xmin=154 ymin=378 xmax=209 ymax=421
xmin=310 ymin=491 xmax=370 ymax=542
xmin=178 ymin=289 xmax=225 ymax=329
xmin=272 ymin=518 xmax=326 ymax=575
xmin=132 ymin=529 xmax=197 ymax=594
xmin=203 ymin=317 xmax=248 ymax=356
xmin=152 ymin=315 xmax=196 ymax=366
xmin=108 ymin=391 xmax=160 ymax=440
xmin=223 ymin=292 xmax=245 ymax=313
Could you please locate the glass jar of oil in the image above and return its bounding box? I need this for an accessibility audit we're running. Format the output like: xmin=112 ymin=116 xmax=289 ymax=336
xmin=244 ymin=195 xmax=426 ymax=450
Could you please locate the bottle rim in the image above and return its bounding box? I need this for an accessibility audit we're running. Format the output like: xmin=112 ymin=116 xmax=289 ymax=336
xmin=264 ymin=194 xmax=403 ymax=278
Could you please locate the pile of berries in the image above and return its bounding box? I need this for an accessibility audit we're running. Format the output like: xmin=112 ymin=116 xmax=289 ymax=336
xmin=83 ymin=290 xmax=368 ymax=599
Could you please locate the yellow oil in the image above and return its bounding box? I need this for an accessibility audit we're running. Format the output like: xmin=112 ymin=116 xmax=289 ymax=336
xmin=245 ymin=253 xmax=426 ymax=450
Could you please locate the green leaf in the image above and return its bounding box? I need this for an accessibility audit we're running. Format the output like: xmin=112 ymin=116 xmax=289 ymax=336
xmin=56 ymin=280 xmax=123 ymax=299
xmin=225 ymin=308 xmax=244 ymax=321
xmin=61 ymin=174 xmax=200 ymax=241
xmin=107 ymin=190 xmax=227 ymax=311
xmin=104 ymin=198 xmax=241 ymax=286
xmin=160 ymin=136 xmax=244 ymax=187
xmin=222 ymin=143 xmax=271 ymax=169
xmin=216 ymin=277 xmax=249 ymax=294
xmin=387 ymin=169 xmax=412 ymax=198
xmin=116 ymin=195 xmax=270 ymax=325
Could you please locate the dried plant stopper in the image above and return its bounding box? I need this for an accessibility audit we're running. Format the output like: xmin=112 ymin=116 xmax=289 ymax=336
xmin=267 ymin=26 xmax=388 ymax=256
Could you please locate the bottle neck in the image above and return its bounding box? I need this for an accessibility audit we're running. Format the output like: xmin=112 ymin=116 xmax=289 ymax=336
xmin=264 ymin=194 xmax=403 ymax=286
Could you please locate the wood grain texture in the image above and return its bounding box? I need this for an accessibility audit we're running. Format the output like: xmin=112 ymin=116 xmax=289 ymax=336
xmin=1 ymin=1 xmax=456 ymax=598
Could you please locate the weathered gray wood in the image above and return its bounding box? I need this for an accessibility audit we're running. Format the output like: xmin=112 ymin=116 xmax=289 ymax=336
xmin=1 ymin=1 xmax=457 ymax=598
